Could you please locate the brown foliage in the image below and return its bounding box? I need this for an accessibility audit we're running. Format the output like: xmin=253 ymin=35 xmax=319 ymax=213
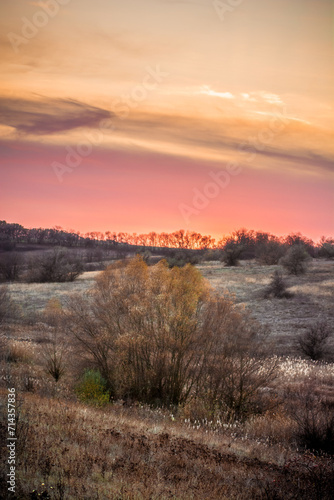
xmin=67 ymin=257 xmax=276 ymax=417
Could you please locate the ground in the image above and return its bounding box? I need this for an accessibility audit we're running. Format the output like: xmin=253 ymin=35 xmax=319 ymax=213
xmin=1 ymin=258 xmax=334 ymax=499
xmin=198 ymin=259 xmax=334 ymax=355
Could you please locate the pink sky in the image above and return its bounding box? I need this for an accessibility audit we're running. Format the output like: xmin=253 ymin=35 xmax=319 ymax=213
xmin=0 ymin=0 xmax=333 ymax=241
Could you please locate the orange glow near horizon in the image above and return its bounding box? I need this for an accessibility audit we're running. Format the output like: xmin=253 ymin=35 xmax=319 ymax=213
xmin=0 ymin=0 xmax=333 ymax=240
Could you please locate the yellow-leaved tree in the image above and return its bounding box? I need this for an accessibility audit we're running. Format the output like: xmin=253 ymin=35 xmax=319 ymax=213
xmin=68 ymin=256 xmax=276 ymax=419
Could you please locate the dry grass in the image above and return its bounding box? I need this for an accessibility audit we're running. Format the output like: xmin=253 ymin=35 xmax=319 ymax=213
xmin=0 ymin=384 xmax=333 ymax=499
xmin=6 ymin=271 xmax=100 ymax=314
xmin=198 ymin=259 xmax=334 ymax=355
xmin=1 ymin=259 xmax=333 ymax=499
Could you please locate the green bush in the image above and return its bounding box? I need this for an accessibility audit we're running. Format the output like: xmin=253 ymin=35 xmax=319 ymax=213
xmin=75 ymin=370 xmax=110 ymax=406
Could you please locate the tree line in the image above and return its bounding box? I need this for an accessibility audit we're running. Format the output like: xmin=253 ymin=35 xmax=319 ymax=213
xmin=1 ymin=220 xmax=333 ymax=256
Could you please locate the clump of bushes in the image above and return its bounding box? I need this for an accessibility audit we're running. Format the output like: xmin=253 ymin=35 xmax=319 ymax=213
xmin=26 ymin=248 xmax=83 ymax=283
xmin=0 ymin=252 xmax=23 ymax=282
xmin=68 ymin=256 xmax=277 ymax=421
xmin=256 ymin=240 xmax=286 ymax=265
xmin=75 ymin=369 xmax=110 ymax=406
xmin=318 ymin=237 xmax=334 ymax=259
xmin=279 ymin=245 xmax=311 ymax=275
xmin=289 ymin=385 xmax=334 ymax=455
xmin=166 ymin=250 xmax=201 ymax=268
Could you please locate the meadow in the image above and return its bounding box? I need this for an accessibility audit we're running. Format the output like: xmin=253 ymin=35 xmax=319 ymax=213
xmin=1 ymin=257 xmax=333 ymax=499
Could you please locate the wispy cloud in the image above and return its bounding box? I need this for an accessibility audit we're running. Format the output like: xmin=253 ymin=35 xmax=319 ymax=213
xmin=0 ymin=96 xmax=113 ymax=135
xmin=197 ymin=85 xmax=235 ymax=99
xmin=112 ymin=109 xmax=334 ymax=175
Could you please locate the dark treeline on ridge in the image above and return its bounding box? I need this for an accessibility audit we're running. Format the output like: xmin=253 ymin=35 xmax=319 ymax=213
xmin=1 ymin=220 xmax=333 ymax=254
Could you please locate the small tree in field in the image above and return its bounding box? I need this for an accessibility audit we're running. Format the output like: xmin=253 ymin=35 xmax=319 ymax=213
xmin=297 ymin=320 xmax=332 ymax=361
xmin=279 ymin=244 xmax=310 ymax=275
xmin=264 ymin=270 xmax=292 ymax=299
xmin=221 ymin=241 xmax=243 ymax=266
xmin=27 ymin=248 xmax=83 ymax=283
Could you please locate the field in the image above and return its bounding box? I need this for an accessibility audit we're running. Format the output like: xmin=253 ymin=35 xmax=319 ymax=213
xmin=1 ymin=258 xmax=334 ymax=499
xmin=199 ymin=259 xmax=334 ymax=354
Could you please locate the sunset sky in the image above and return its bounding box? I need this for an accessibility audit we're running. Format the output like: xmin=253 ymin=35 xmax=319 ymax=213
xmin=0 ymin=0 xmax=333 ymax=241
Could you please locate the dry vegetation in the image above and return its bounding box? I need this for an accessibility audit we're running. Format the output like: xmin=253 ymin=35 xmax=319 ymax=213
xmin=1 ymin=257 xmax=333 ymax=499
xmin=199 ymin=259 xmax=334 ymax=355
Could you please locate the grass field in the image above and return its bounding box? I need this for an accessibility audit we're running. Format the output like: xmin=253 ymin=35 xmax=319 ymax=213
xmin=1 ymin=258 xmax=334 ymax=499
xmin=199 ymin=259 xmax=334 ymax=354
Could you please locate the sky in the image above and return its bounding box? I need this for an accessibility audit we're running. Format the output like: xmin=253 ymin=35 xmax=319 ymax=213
xmin=0 ymin=0 xmax=333 ymax=241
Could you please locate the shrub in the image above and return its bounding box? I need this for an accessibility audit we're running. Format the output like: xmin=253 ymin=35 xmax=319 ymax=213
xmin=221 ymin=242 xmax=243 ymax=266
xmin=199 ymin=316 xmax=277 ymax=422
xmin=290 ymin=387 xmax=334 ymax=455
xmin=136 ymin=249 xmax=151 ymax=264
xmin=68 ymin=256 xmax=277 ymax=417
xmin=297 ymin=320 xmax=332 ymax=361
xmin=75 ymin=369 xmax=110 ymax=406
xmin=166 ymin=250 xmax=201 ymax=268
xmin=42 ymin=338 xmax=67 ymax=383
xmin=318 ymin=238 xmax=334 ymax=259
xmin=202 ymin=249 xmax=221 ymax=261
xmin=264 ymin=270 xmax=292 ymax=299
xmin=255 ymin=240 xmax=286 ymax=265
xmin=279 ymin=245 xmax=311 ymax=275
xmin=0 ymin=252 xmax=23 ymax=282
xmin=26 ymin=248 xmax=83 ymax=283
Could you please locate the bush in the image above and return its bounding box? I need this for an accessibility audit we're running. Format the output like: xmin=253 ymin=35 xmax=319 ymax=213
xmin=256 ymin=240 xmax=286 ymax=265
xmin=297 ymin=320 xmax=332 ymax=361
xmin=68 ymin=256 xmax=277 ymax=417
xmin=42 ymin=338 xmax=67 ymax=383
xmin=26 ymin=248 xmax=83 ymax=283
xmin=290 ymin=387 xmax=334 ymax=455
xmin=0 ymin=252 xmax=23 ymax=282
xmin=264 ymin=270 xmax=292 ymax=299
xmin=318 ymin=238 xmax=334 ymax=259
xmin=221 ymin=242 xmax=243 ymax=266
xmin=279 ymin=245 xmax=311 ymax=275
xmin=75 ymin=369 xmax=110 ymax=406
xmin=199 ymin=316 xmax=277 ymax=422
xmin=166 ymin=250 xmax=201 ymax=268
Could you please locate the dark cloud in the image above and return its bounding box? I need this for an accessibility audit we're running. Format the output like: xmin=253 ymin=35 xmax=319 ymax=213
xmin=0 ymin=96 xmax=113 ymax=135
